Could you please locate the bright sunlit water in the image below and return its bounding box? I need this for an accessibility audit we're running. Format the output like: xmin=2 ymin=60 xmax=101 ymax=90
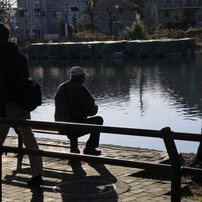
xmin=26 ymin=52 xmax=202 ymax=153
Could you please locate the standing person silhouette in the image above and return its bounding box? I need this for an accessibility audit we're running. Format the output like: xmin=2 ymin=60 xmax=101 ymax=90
xmin=55 ymin=66 xmax=104 ymax=155
xmin=0 ymin=23 xmax=43 ymax=186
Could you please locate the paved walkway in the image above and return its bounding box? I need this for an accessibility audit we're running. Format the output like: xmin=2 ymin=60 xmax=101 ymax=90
xmin=1 ymin=136 xmax=196 ymax=202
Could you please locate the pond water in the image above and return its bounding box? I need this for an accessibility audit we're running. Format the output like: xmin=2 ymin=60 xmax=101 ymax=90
xmin=27 ymin=53 xmax=202 ymax=153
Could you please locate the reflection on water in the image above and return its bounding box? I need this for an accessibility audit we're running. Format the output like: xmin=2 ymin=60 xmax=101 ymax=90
xmin=28 ymin=54 xmax=202 ymax=153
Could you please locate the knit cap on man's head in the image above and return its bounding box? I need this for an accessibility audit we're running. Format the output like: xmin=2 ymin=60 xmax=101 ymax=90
xmin=70 ymin=66 xmax=89 ymax=76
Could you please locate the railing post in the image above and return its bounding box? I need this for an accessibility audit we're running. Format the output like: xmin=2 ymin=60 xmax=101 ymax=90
xmin=13 ymin=127 xmax=23 ymax=149
xmin=0 ymin=151 xmax=2 ymax=202
xmin=161 ymin=127 xmax=181 ymax=202
xmin=13 ymin=127 xmax=23 ymax=163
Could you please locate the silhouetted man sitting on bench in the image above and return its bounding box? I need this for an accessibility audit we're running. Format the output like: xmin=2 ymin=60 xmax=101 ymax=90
xmin=54 ymin=66 xmax=103 ymax=156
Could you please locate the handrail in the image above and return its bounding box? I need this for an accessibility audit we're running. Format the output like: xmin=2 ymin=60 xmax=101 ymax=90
xmin=0 ymin=118 xmax=201 ymax=141
xmin=0 ymin=118 xmax=202 ymax=202
xmin=0 ymin=146 xmax=171 ymax=170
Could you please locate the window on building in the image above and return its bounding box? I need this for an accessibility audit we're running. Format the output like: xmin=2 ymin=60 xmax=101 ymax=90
xmin=164 ymin=11 xmax=170 ymax=18
xmin=52 ymin=11 xmax=62 ymax=21
xmin=119 ymin=8 xmax=123 ymax=15
xmin=19 ymin=10 xmax=25 ymax=17
xmin=119 ymin=23 xmax=123 ymax=31
xmin=159 ymin=11 xmax=170 ymax=18
xmin=41 ymin=10 xmax=46 ymax=17
xmin=35 ymin=9 xmax=41 ymax=17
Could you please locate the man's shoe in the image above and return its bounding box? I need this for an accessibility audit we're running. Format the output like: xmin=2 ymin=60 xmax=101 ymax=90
xmin=70 ymin=148 xmax=80 ymax=154
xmin=83 ymin=148 xmax=101 ymax=156
xmin=27 ymin=175 xmax=43 ymax=187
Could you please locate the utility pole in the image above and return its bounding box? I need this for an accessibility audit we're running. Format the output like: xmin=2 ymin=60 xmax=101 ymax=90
xmin=64 ymin=0 xmax=72 ymax=38
xmin=64 ymin=0 xmax=68 ymax=38
xmin=26 ymin=0 xmax=35 ymax=39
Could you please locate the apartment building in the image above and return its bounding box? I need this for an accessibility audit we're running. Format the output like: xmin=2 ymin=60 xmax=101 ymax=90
xmin=143 ymin=0 xmax=202 ymax=27
xmin=16 ymin=0 xmax=138 ymax=40
xmin=16 ymin=0 xmax=86 ymax=40
xmin=15 ymin=0 xmax=202 ymax=40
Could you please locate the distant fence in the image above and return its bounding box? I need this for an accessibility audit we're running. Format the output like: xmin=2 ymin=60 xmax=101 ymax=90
xmin=0 ymin=118 xmax=202 ymax=202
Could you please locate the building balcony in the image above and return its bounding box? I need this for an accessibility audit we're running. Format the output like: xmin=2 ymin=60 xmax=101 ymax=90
xmin=158 ymin=0 xmax=202 ymax=11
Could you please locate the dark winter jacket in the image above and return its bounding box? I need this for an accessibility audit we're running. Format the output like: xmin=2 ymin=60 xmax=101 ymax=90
xmin=54 ymin=79 xmax=98 ymax=122
xmin=0 ymin=41 xmax=29 ymax=109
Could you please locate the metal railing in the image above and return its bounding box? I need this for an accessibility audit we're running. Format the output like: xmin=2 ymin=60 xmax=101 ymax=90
xmin=0 ymin=118 xmax=202 ymax=202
